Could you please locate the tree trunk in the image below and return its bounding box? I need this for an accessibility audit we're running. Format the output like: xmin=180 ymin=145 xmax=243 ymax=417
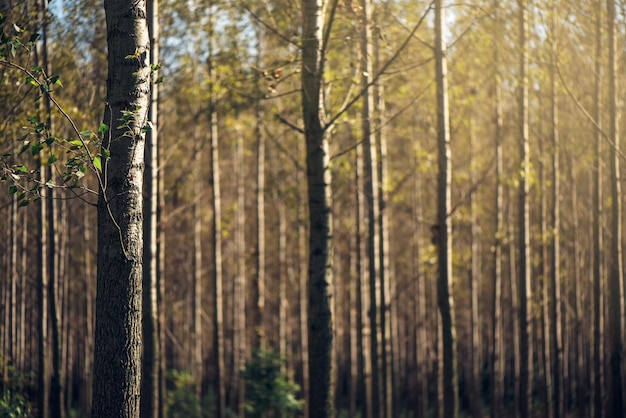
xmin=301 ymin=0 xmax=333 ymax=415
xmin=549 ymin=6 xmax=563 ymax=415
xmin=92 ymin=0 xmax=150 ymax=416
xmin=491 ymin=4 xmax=504 ymax=415
xmin=606 ymin=1 xmax=624 ymax=416
xmin=141 ymin=0 xmax=160 ymax=415
xmin=234 ymin=126 xmax=246 ymax=418
xmin=517 ymin=1 xmax=532 ymax=416
xmin=592 ymin=3 xmax=604 ymax=417
xmin=209 ymin=15 xmax=225 ymax=414
xmin=435 ymin=1 xmax=458 ymax=417
xmin=255 ymin=32 xmax=266 ymax=349
xmin=192 ymin=131 xmax=203 ymax=400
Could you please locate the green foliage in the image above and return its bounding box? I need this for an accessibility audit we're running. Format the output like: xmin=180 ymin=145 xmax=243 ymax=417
xmin=242 ymin=349 xmax=304 ymax=418
xmin=0 ymin=391 xmax=32 ymax=418
xmin=166 ymin=370 xmax=224 ymax=418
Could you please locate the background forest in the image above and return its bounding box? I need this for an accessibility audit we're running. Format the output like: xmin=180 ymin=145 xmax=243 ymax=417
xmin=1 ymin=0 xmax=625 ymax=417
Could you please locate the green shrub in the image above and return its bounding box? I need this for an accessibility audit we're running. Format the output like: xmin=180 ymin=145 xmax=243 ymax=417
xmin=242 ymin=349 xmax=304 ymax=418
xmin=0 ymin=391 xmax=32 ymax=418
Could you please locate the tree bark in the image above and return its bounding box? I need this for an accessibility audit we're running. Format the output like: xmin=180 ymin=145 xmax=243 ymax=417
xmin=435 ymin=1 xmax=458 ymax=417
xmin=606 ymin=1 xmax=624 ymax=416
xmin=301 ymin=0 xmax=333 ymax=416
xmin=141 ymin=0 xmax=160 ymax=415
xmin=92 ymin=0 xmax=150 ymax=416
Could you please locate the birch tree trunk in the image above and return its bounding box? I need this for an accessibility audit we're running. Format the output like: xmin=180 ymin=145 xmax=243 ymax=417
xmin=92 ymin=0 xmax=150 ymax=415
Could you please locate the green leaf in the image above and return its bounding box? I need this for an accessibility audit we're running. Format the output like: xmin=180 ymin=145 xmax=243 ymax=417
xmin=19 ymin=199 xmax=29 ymax=207
xmin=25 ymin=76 xmax=38 ymax=86
xmin=32 ymin=65 xmax=43 ymax=72
xmin=8 ymin=185 xmax=17 ymax=195
xmin=98 ymin=123 xmax=109 ymax=135
xmin=93 ymin=156 xmax=102 ymax=172
xmin=48 ymin=154 xmax=57 ymax=164
xmin=50 ymin=75 xmax=63 ymax=87
xmin=15 ymin=165 xmax=28 ymax=173
xmin=31 ymin=143 xmax=44 ymax=156
xmin=101 ymin=148 xmax=110 ymax=160
xmin=79 ymin=130 xmax=92 ymax=138
xmin=69 ymin=139 xmax=83 ymax=147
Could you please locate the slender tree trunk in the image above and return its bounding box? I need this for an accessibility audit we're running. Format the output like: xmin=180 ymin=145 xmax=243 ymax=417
xmin=234 ymin=126 xmax=246 ymax=418
xmin=82 ymin=208 xmax=94 ymax=418
xmin=141 ymin=0 xmax=160 ymax=415
xmin=255 ymin=32 xmax=266 ymax=349
xmin=592 ymin=3 xmax=604 ymax=417
xmin=540 ymin=138 xmax=553 ymax=418
xmin=192 ymin=132 xmax=203 ymax=400
xmin=508 ymin=190 xmax=521 ymax=418
xmin=491 ymin=4 xmax=504 ymax=415
xmin=301 ymin=0 xmax=333 ymax=415
xmin=209 ymin=15 xmax=225 ymax=414
xmin=517 ymin=1 xmax=532 ymax=416
xmin=435 ymin=1 xmax=458 ymax=417
xmin=360 ymin=0 xmax=382 ymax=415
xmin=92 ymin=0 xmax=150 ymax=415
xmin=469 ymin=116 xmax=481 ymax=418
xmin=278 ymin=188 xmax=288 ymax=363
xmin=413 ymin=149 xmax=428 ymax=418
xmin=606 ymin=1 xmax=624 ymax=416
xmin=549 ymin=6 xmax=563 ymax=415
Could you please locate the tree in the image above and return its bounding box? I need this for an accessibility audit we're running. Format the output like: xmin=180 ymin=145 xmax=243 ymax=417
xmin=517 ymin=1 xmax=532 ymax=416
xmin=434 ymin=1 xmax=457 ymax=417
xmin=606 ymin=0 xmax=623 ymax=416
xmin=301 ymin=0 xmax=333 ymax=415
xmin=91 ymin=0 xmax=150 ymax=415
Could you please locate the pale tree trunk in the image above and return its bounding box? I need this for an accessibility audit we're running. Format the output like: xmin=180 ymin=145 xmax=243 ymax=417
xmin=192 ymin=132 xmax=203 ymax=400
xmin=301 ymin=0 xmax=333 ymax=415
xmin=549 ymin=5 xmax=563 ymax=416
xmin=255 ymin=32 xmax=266 ymax=349
xmin=360 ymin=0 xmax=382 ymax=414
xmin=374 ymin=23 xmax=394 ymax=418
xmin=540 ymin=138 xmax=553 ymax=418
xmin=357 ymin=139 xmax=372 ymax=418
xmin=278 ymin=184 xmax=288 ymax=363
xmin=469 ymin=116 xmax=481 ymax=418
xmin=92 ymin=0 xmax=150 ymax=416
xmin=517 ymin=1 xmax=532 ymax=416
xmin=606 ymin=1 xmax=624 ymax=416
xmin=508 ymin=190 xmax=521 ymax=418
xmin=141 ymin=0 xmax=160 ymax=415
xmin=592 ymin=3 xmax=604 ymax=417
xmin=435 ymin=1 xmax=458 ymax=417
xmin=413 ymin=150 xmax=428 ymax=418
xmin=234 ymin=127 xmax=246 ymax=418
xmin=209 ymin=14 xmax=225 ymax=413
xmin=491 ymin=4 xmax=504 ymax=415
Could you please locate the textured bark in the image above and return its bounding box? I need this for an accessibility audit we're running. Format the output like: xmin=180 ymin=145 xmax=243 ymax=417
xmin=435 ymin=1 xmax=458 ymax=417
xmin=517 ymin=1 xmax=532 ymax=416
xmin=606 ymin=1 xmax=624 ymax=417
xmin=91 ymin=0 xmax=150 ymax=415
xmin=301 ymin=0 xmax=333 ymax=416
xmin=141 ymin=0 xmax=160 ymax=415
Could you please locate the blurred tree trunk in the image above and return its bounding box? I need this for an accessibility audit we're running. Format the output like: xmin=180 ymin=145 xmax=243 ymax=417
xmin=208 ymin=9 xmax=225 ymax=414
xmin=517 ymin=1 xmax=532 ymax=416
xmin=92 ymin=0 xmax=150 ymax=415
xmin=606 ymin=1 xmax=624 ymax=416
xmin=255 ymin=29 xmax=266 ymax=350
xmin=234 ymin=126 xmax=246 ymax=418
xmin=301 ymin=0 xmax=333 ymax=415
xmin=592 ymin=3 xmax=604 ymax=417
xmin=141 ymin=0 xmax=161 ymax=415
xmin=491 ymin=3 xmax=504 ymax=415
xmin=434 ymin=1 xmax=457 ymax=417
xmin=549 ymin=4 xmax=563 ymax=416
